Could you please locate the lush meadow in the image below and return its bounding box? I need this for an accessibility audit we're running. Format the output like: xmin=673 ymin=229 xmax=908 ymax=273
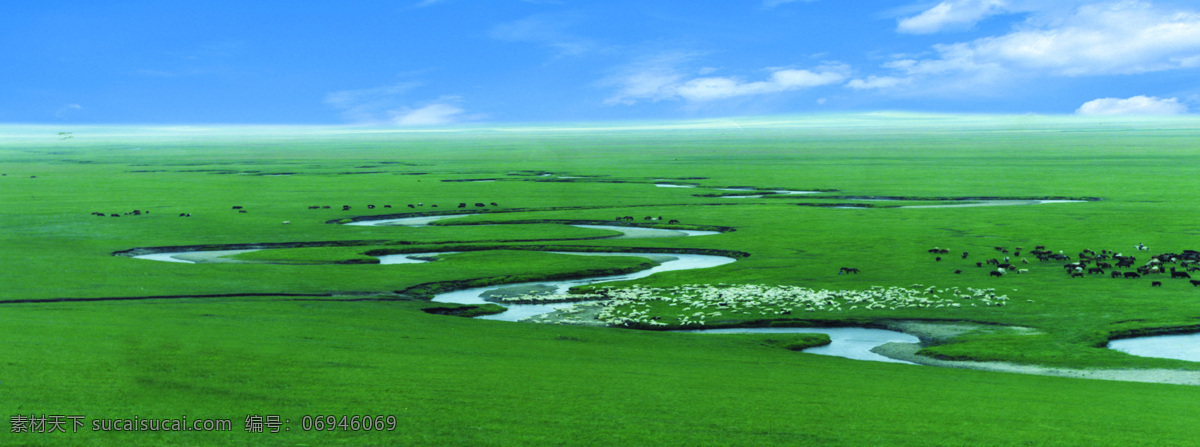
xmin=3 ymin=115 xmax=1200 ymax=445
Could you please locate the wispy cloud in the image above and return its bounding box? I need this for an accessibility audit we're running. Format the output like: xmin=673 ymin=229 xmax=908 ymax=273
xmin=1076 ymin=95 xmax=1187 ymax=115
xmin=897 ymin=0 xmax=1010 ymax=34
xmin=489 ymin=13 xmax=602 ymax=58
xmin=762 ymin=0 xmax=816 ymax=8
xmin=603 ymin=52 xmax=847 ymax=105
xmin=325 ymin=84 xmax=479 ymax=126
xmin=325 ymin=82 xmax=422 ymax=123
xmin=55 ymin=104 xmax=83 ymax=120
xmin=391 ymin=96 xmax=485 ymax=126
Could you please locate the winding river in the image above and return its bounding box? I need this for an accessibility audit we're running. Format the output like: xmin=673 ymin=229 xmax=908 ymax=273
xmin=131 ymin=213 xmax=923 ymax=363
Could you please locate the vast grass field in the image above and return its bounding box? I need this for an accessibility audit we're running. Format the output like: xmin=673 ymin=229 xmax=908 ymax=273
xmin=4 ymin=114 xmax=1200 ymax=445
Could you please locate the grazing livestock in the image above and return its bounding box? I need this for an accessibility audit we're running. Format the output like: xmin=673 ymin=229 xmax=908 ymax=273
xmin=1017 ymin=269 xmax=1029 ymax=274
xmin=1191 ymin=280 xmax=1200 ymax=287
xmin=408 ymin=204 xmax=416 ymax=208
xmin=1071 ymin=272 xmax=1084 ymax=278
xmin=838 ymin=267 xmax=860 ymax=274
xmin=111 ymin=214 xmax=121 ymax=217
xmin=989 ymin=271 xmax=1004 ymax=277
xmin=1152 ymin=281 xmax=1163 ymax=287
xmin=962 ymin=252 xmax=969 ymax=259
xmin=1124 ymin=272 xmax=1141 ymax=279
xmin=232 ymin=206 xmax=243 ymax=210
xmin=1088 ymin=268 xmax=1105 ymax=275
xmin=282 ymin=221 xmax=290 ymax=225
xmin=475 ymin=203 xmax=486 ymax=207
xmin=308 ymin=206 xmax=320 ymax=209
xmin=986 ymin=259 xmax=999 ymax=265
xmin=322 ymin=206 xmax=331 ymax=209
xmin=1171 ymin=270 xmax=1192 ymax=279
xmin=459 ymin=203 xmax=467 ymax=208
xmin=342 ymin=205 xmax=351 ymax=211
xmin=976 ymin=262 xmax=983 ymax=268
xmin=954 ymin=270 xmax=962 ymax=274
xmin=490 ymin=202 xmax=498 ymax=206
xmin=367 ymin=205 xmax=375 ymax=209
xmin=935 ymin=257 xmax=941 ymax=262
xmin=238 ymin=210 xmax=247 ymax=213
xmin=1112 ymin=271 xmax=1122 ymax=278
xmin=668 ymin=219 xmax=680 ymax=224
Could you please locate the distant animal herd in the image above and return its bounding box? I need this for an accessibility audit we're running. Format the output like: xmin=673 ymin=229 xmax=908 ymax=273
xmin=916 ymin=244 xmax=1200 ymax=287
xmin=91 ymin=201 xmax=503 ymax=219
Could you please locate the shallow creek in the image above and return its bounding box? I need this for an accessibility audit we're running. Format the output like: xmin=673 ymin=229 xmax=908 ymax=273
xmin=1108 ymin=333 xmax=1200 ymax=362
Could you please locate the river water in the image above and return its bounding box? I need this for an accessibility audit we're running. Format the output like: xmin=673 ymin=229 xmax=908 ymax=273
xmin=1108 ymin=333 xmax=1200 ymax=362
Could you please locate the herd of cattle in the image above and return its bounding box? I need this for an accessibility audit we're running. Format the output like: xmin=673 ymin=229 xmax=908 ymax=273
xmin=307 ymin=202 xmax=499 ymax=211
xmin=91 ymin=202 xmax=503 ymax=219
xmin=615 ymin=216 xmax=681 ymax=224
xmin=926 ymin=245 xmax=1200 ymax=286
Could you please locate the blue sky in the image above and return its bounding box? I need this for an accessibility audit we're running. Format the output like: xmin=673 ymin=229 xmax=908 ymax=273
xmin=4 ymin=0 xmax=1199 ymax=125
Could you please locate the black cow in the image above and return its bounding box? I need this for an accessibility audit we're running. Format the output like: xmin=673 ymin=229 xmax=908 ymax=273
xmin=1124 ymin=272 xmax=1141 ymax=279
xmin=459 ymin=203 xmax=467 ymax=208
xmin=1172 ymin=271 xmax=1192 ymax=279
xmin=989 ymin=271 xmax=1004 ymax=277
xmin=1111 ymin=271 xmax=1122 ymax=278
xmin=408 ymin=204 xmax=415 ymax=208
xmin=668 ymin=219 xmax=680 ymax=224
xmin=838 ymin=267 xmax=859 ymax=274
xmin=232 ymin=206 xmax=243 ymax=209
xmin=1152 ymin=281 xmax=1163 ymax=287
xmin=490 ymin=202 xmax=498 ymax=206
xmin=1190 ymin=280 xmax=1200 ymax=286
xmin=475 ymin=203 xmax=486 ymax=207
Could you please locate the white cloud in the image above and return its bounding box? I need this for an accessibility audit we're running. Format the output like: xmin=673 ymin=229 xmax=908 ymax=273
xmin=391 ymin=102 xmax=467 ymax=126
xmin=604 ymin=57 xmax=847 ymax=105
xmin=864 ymin=1 xmax=1200 ymax=95
xmin=898 ymin=0 xmax=1010 ymax=34
xmin=1075 ymin=95 xmax=1188 ymax=115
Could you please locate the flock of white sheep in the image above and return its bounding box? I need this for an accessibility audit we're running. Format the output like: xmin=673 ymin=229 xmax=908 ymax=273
xmin=499 ymin=283 xmax=1010 ymax=327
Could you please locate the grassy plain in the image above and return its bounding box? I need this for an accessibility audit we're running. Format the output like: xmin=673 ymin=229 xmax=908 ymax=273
xmin=3 ymin=114 xmax=1200 ymax=445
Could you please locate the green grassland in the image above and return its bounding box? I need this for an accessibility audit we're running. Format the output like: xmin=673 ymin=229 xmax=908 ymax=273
xmin=4 ymin=114 xmax=1200 ymax=445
